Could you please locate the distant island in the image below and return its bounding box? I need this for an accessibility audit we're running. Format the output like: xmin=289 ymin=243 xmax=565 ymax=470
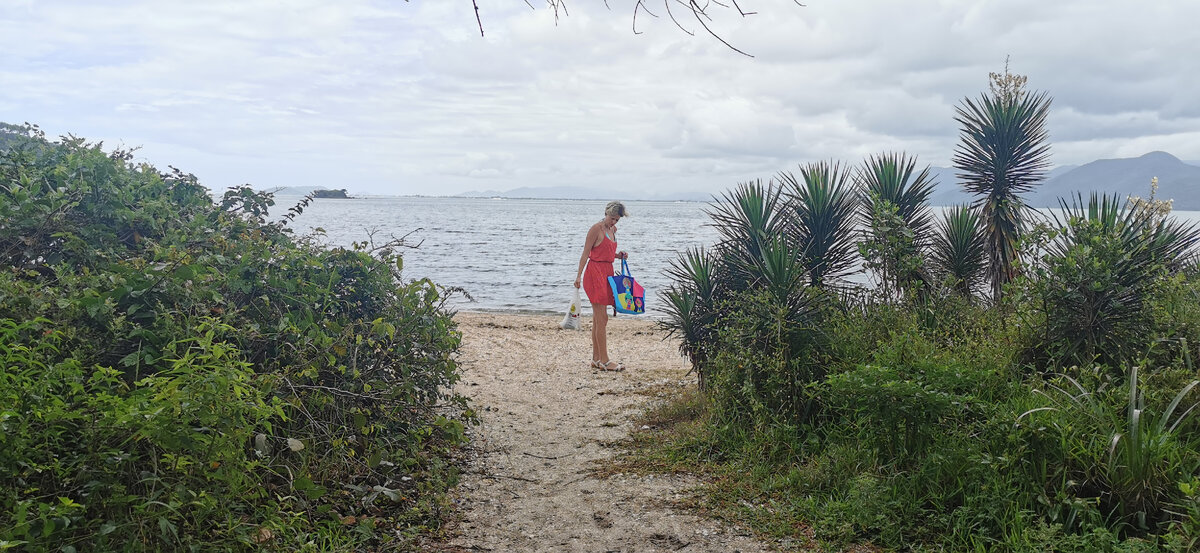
xmin=265 ymin=186 xmax=352 ymax=198
xmin=312 ymin=188 xmax=350 ymax=199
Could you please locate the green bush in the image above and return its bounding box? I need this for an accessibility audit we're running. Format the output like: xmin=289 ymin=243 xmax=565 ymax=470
xmin=1023 ymin=194 xmax=1200 ymax=368
xmin=650 ymin=254 xmax=1200 ymax=549
xmin=648 ymin=73 xmax=1200 ymax=550
xmin=704 ymin=287 xmax=828 ymax=427
xmin=0 ymin=124 xmax=469 ymax=551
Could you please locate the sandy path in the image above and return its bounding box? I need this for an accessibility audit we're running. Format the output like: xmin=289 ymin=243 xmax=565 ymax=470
xmin=443 ymin=312 xmax=770 ymax=553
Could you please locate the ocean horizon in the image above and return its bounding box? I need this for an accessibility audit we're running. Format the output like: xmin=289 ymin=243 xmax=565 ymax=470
xmin=280 ymin=196 xmax=1200 ymax=318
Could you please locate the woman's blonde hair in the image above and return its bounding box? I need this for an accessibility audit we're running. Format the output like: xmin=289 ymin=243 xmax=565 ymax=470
xmin=605 ymin=201 xmax=628 ymax=218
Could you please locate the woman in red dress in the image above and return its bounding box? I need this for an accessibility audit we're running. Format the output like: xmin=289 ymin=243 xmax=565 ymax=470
xmin=574 ymin=201 xmax=628 ymax=371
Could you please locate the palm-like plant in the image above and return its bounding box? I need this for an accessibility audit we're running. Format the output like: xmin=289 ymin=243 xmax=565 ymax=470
xmin=706 ymin=179 xmax=790 ymax=291
xmin=659 ymin=247 xmax=722 ymax=389
xmin=855 ymin=153 xmax=937 ymax=296
xmin=752 ymin=234 xmax=812 ymax=313
xmin=953 ymin=76 xmax=1052 ymax=301
xmin=739 ymin=235 xmax=826 ymax=419
xmin=1041 ymin=193 xmax=1200 ymax=365
xmin=856 ymin=153 xmax=936 ymax=241
xmin=930 ymin=204 xmax=988 ymax=299
xmin=778 ymin=161 xmax=859 ymax=288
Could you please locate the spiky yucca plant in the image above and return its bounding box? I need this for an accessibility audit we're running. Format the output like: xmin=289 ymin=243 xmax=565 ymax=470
xmin=930 ymin=205 xmax=988 ymax=299
xmin=856 ymin=153 xmax=936 ymax=242
xmin=779 ymin=161 xmax=859 ymax=288
xmin=706 ymin=180 xmax=790 ymax=291
xmin=659 ymin=247 xmax=722 ymax=389
xmin=856 ymin=153 xmax=937 ymax=296
xmin=733 ymin=235 xmax=826 ymax=420
xmin=953 ymin=69 xmax=1052 ymax=301
xmin=1040 ymin=193 xmax=1200 ymax=365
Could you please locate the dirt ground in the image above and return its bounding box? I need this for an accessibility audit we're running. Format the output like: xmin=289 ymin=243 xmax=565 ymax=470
xmin=442 ymin=311 xmax=772 ymax=553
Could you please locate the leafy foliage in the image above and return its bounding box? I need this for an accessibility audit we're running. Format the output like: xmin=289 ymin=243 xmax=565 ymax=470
xmin=0 ymin=124 xmax=469 ymax=551
xmin=1032 ymin=193 xmax=1200 ymax=366
xmin=858 ymin=195 xmax=927 ymax=300
xmin=1021 ymin=366 xmax=1200 ymax=533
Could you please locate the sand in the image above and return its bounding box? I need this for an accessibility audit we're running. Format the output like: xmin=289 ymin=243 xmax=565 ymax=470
xmin=441 ymin=311 xmax=771 ymax=553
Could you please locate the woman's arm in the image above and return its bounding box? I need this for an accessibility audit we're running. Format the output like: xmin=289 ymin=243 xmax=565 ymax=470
xmin=574 ymin=224 xmax=599 ymax=288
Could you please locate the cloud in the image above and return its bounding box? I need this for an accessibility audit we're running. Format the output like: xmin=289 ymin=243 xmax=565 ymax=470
xmin=2 ymin=0 xmax=1200 ymax=196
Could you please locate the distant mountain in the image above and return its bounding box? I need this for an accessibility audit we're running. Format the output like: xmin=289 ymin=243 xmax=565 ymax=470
xmin=1046 ymin=164 xmax=1081 ymax=180
xmin=926 ymin=166 xmax=971 ymax=207
xmin=925 ymin=152 xmax=1200 ymax=209
xmin=454 ymin=152 xmax=1200 ymax=207
xmin=1029 ymin=151 xmax=1200 ymax=209
xmin=459 ymin=186 xmax=601 ymax=200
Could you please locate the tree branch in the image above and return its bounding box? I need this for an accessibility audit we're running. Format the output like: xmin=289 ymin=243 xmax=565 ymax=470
xmin=473 ymin=0 xmax=485 ymax=37
xmin=467 ymin=1 xmax=798 ymax=56
xmin=632 ymin=0 xmax=660 ymax=35
xmin=664 ymin=0 xmax=696 ymax=37
xmin=688 ymin=0 xmax=752 ymax=57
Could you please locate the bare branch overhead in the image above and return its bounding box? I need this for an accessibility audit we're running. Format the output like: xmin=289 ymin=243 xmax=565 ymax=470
xmin=469 ymin=1 xmax=802 ymax=56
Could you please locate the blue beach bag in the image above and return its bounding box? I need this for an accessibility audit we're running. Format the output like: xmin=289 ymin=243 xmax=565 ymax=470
xmin=607 ymin=259 xmax=645 ymax=315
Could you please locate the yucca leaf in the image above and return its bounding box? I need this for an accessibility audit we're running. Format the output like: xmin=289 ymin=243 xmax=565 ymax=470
xmin=856 ymin=152 xmax=936 ymax=244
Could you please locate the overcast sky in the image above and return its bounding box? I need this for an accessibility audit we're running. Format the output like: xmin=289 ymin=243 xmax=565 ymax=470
xmin=2 ymin=1 xmax=1198 ymax=198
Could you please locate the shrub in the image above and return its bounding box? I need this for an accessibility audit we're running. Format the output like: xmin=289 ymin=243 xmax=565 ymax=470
xmin=1028 ymin=193 xmax=1200 ymax=368
xmin=705 ymin=286 xmax=827 ymax=426
xmin=0 ymin=124 xmax=469 ymax=551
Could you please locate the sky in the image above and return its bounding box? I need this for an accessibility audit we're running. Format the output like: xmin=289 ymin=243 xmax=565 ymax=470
xmin=2 ymin=1 xmax=1199 ymax=198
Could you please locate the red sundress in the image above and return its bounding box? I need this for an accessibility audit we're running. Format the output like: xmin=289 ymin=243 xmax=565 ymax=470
xmin=583 ymin=235 xmax=617 ymax=306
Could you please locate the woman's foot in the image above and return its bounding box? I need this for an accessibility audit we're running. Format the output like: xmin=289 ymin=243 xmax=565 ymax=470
xmin=597 ymin=361 xmax=625 ymax=372
xmin=590 ymin=360 xmax=605 ymax=369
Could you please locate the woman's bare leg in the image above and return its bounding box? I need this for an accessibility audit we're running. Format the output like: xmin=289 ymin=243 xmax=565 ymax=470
xmin=592 ymin=304 xmax=609 ymax=364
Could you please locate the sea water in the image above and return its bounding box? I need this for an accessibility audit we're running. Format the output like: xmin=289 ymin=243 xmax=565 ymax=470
xmin=280 ymin=196 xmax=719 ymax=317
xmin=279 ymin=195 xmax=1200 ymax=318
